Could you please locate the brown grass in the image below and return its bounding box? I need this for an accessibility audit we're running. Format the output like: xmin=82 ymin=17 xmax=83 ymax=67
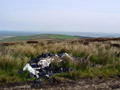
xmin=0 ymin=38 xmax=120 ymax=82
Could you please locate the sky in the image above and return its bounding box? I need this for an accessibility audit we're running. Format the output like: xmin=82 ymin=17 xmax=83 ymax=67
xmin=0 ymin=0 xmax=120 ymax=33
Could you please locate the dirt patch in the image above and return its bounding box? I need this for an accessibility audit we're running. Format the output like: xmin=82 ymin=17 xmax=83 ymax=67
xmin=1 ymin=77 xmax=120 ymax=90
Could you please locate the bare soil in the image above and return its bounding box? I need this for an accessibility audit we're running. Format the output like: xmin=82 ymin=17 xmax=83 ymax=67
xmin=1 ymin=77 xmax=120 ymax=90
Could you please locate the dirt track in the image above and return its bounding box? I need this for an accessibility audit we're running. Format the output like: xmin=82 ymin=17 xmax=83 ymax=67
xmin=1 ymin=77 xmax=120 ymax=90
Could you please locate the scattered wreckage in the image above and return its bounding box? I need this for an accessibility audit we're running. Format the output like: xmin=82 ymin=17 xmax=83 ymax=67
xmin=23 ymin=53 xmax=73 ymax=79
xmin=22 ymin=52 xmax=94 ymax=88
xmin=22 ymin=53 xmax=75 ymax=87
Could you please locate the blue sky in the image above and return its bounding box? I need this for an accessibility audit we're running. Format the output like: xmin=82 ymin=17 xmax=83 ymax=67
xmin=0 ymin=0 xmax=120 ymax=33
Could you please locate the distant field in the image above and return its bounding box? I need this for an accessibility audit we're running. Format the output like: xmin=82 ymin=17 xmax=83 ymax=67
xmin=0 ymin=34 xmax=79 ymax=41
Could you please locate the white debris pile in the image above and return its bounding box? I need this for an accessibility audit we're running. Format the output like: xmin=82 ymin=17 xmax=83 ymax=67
xmin=21 ymin=52 xmax=92 ymax=88
xmin=23 ymin=53 xmax=73 ymax=78
xmin=23 ymin=64 xmax=39 ymax=78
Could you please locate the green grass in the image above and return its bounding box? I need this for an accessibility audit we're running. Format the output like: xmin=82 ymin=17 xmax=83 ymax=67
xmin=0 ymin=39 xmax=120 ymax=83
xmin=1 ymin=34 xmax=77 ymax=42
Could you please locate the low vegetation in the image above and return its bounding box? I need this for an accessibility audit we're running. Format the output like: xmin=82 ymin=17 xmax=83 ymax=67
xmin=0 ymin=38 xmax=120 ymax=83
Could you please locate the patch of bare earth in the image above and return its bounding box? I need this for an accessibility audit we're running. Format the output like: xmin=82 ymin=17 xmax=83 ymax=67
xmin=1 ymin=77 xmax=120 ymax=90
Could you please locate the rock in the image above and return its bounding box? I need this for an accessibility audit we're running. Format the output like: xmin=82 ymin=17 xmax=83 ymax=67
xmin=31 ymin=79 xmax=42 ymax=88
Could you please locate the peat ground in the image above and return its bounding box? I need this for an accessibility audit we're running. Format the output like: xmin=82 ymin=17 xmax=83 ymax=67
xmin=1 ymin=77 xmax=120 ymax=90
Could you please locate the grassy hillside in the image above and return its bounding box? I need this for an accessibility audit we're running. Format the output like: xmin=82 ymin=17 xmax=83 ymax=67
xmin=1 ymin=34 xmax=78 ymax=41
xmin=0 ymin=38 xmax=120 ymax=83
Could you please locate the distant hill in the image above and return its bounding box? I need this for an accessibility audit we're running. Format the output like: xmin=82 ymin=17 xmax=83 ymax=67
xmin=0 ymin=31 xmax=38 ymax=36
xmin=0 ymin=34 xmax=83 ymax=41
xmin=0 ymin=31 xmax=120 ymax=38
xmin=0 ymin=31 xmax=119 ymax=42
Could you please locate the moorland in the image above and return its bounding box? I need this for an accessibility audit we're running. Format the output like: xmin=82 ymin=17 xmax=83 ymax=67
xmin=0 ymin=34 xmax=120 ymax=89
